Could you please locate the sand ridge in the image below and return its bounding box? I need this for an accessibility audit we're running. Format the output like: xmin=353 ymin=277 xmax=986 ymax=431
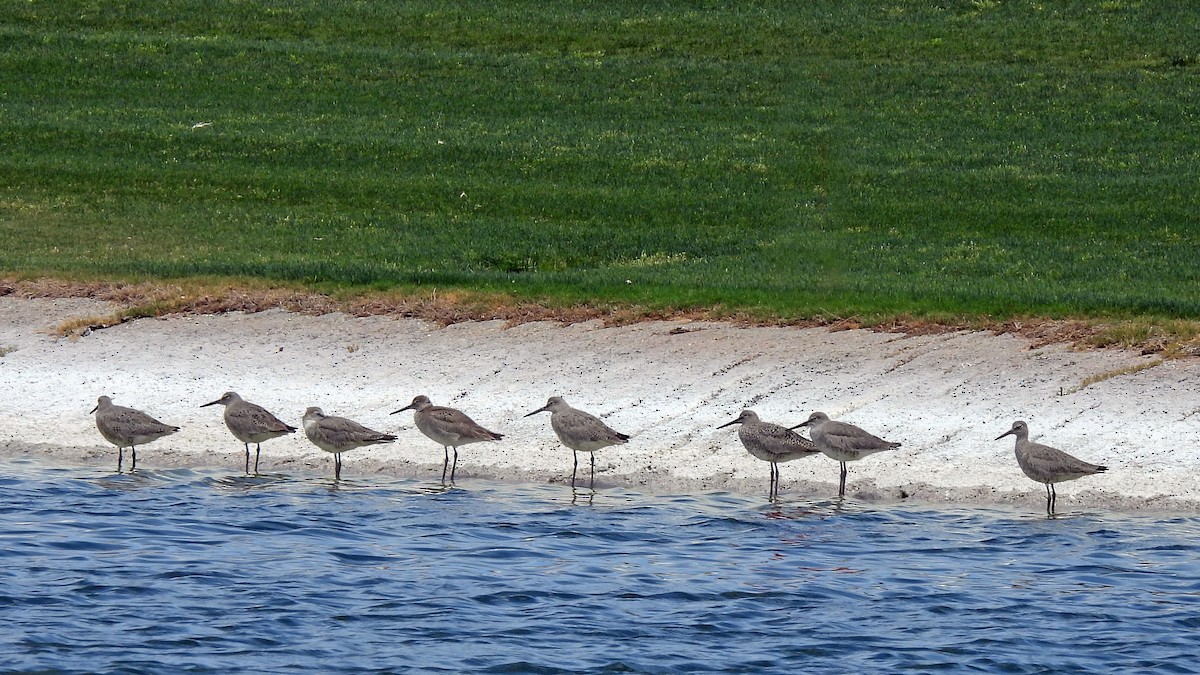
xmin=1 ymin=296 xmax=1196 ymax=511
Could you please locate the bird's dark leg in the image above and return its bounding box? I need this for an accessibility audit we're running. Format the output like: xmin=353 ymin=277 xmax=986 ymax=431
xmin=254 ymin=444 xmax=261 ymax=474
xmin=1050 ymin=484 xmax=1057 ymax=514
xmin=117 ymin=447 xmax=123 ymax=473
xmin=335 ymin=453 xmax=342 ymax=481
xmin=441 ymin=447 xmax=450 ymax=482
xmin=590 ymin=453 xmax=595 ymax=489
xmin=451 ymin=447 xmax=459 ymax=482
xmin=131 ymin=446 xmax=137 ymax=471
xmin=571 ymin=450 xmax=579 ymax=487
xmin=838 ymin=462 xmax=847 ymax=497
xmin=244 ymin=443 xmax=251 ymax=474
xmin=770 ymin=462 xmax=778 ymax=500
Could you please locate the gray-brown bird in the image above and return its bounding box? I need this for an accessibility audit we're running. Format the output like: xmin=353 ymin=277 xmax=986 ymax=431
xmin=90 ymin=396 xmax=180 ymax=472
xmin=792 ymin=411 xmax=901 ymax=498
xmin=201 ymin=391 xmax=296 ymax=474
xmin=391 ymin=395 xmax=503 ymax=482
xmin=719 ymin=410 xmax=821 ymax=499
xmin=996 ymin=420 xmax=1108 ymax=515
xmin=524 ymin=396 xmax=630 ymax=488
xmin=302 ymin=407 xmax=396 ymax=480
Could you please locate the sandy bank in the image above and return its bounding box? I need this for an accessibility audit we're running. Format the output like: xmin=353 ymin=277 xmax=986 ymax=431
xmin=0 ymin=296 xmax=1195 ymax=511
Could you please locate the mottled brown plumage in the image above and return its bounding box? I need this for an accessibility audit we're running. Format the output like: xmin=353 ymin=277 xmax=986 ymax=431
xmin=202 ymin=391 xmax=296 ymax=473
xmin=391 ymin=395 xmax=503 ymax=482
xmin=91 ymin=396 xmax=180 ymax=472
xmin=718 ymin=409 xmax=820 ymax=499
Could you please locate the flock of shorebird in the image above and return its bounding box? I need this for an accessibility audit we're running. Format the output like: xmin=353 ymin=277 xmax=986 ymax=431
xmin=88 ymin=392 xmax=1108 ymax=514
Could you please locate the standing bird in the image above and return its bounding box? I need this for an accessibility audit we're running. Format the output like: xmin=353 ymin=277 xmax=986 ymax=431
xmin=391 ymin=395 xmax=503 ymax=482
xmin=996 ymin=420 xmax=1108 ymax=515
xmin=201 ymin=391 xmax=296 ymax=474
xmin=718 ymin=410 xmax=821 ymax=499
xmin=301 ymin=407 xmax=396 ymax=480
xmin=90 ymin=396 xmax=180 ymax=472
xmin=524 ymin=396 xmax=630 ymax=488
xmin=792 ymin=412 xmax=901 ymax=498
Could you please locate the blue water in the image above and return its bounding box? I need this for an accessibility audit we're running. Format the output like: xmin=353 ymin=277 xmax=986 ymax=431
xmin=2 ymin=459 xmax=1199 ymax=673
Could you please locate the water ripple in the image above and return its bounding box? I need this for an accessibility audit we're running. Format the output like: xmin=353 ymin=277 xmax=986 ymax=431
xmin=3 ymin=460 xmax=1200 ymax=672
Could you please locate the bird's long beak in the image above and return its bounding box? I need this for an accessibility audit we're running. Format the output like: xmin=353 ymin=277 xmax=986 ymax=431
xmin=390 ymin=404 xmax=414 ymax=415
xmin=717 ymin=418 xmax=740 ymax=429
xmin=88 ymin=405 xmax=98 ymax=414
xmin=200 ymin=399 xmax=222 ymax=408
xmin=995 ymin=429 xmax=1015 ymax=441
xmin=523 ymin=405 xmax=551 ymax=418
xmin=788 ymin=421 xmax=809 ymax=430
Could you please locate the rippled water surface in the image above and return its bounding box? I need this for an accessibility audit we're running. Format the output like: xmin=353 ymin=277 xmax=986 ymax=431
xmin=2 ymin=458 xmax=1200 ymax=673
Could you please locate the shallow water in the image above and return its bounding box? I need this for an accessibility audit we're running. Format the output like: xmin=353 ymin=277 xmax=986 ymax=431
xmin=2 ymin=459 xmax=1199 ymax=673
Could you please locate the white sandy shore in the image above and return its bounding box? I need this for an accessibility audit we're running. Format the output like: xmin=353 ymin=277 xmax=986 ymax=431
xmin=1 ymin=296 xmax=1196 ymax=511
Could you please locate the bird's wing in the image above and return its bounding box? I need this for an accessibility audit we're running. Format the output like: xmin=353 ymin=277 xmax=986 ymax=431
xmin=322 ymin=416 xmax=394 ymax=443
xmin=230 ymin=404 xmax=296 ymax=433
xmin=755 ymin=423 xmax=818 ymax=451
xmin=558 ymin=410 xmax=629 ymax=443
xmin=427 ymin=406 xmax=501 ymax=441
xmin=1024 ymin=443 xmax=1103 ymax=476
xmin=430 ymin=406 xmax=474 ymax=426
xmin=823 ymin=420 xmax=898 ymax=451
xmin=110 ymin=408 xmax=177 ymax=436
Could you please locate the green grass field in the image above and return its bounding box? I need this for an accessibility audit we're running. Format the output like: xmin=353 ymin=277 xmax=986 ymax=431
xmin=2 ymin=0 xmax=1198 ymax=321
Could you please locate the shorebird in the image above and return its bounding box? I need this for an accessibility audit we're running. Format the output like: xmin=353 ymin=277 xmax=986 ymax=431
xmin=391 ymin=395 xmax=503 ymax=482
xmin=792 ymin=412 xmax=901 ymax=497
xmin=996 ymin=420 xmax=1108 ymax=515
xmin=301 ymin=407 xmax=396 ymax=480
xmin=524 ymin=396 xmax=630 ymax=488
xmin=201 ymin=391 xmax=296 ymax=474
xmin=718 ymin=410 xmax=821 ymax=499
xmin=90 ymin=396 xmax=180 ymax=472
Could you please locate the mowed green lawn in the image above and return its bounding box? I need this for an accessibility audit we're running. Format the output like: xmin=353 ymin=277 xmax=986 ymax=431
xmin=1 ymin=0 xmax=1198 ymax=320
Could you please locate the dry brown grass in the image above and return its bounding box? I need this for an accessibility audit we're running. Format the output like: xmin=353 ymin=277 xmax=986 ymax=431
xmin=4 ymin=277 xmax=1199 ymax=357
xmin=1069 ymin=359 xmax=1166 ymax=394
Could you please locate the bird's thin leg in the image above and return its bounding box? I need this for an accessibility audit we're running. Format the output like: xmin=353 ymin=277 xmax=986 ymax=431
xmin=254 ymin=444 xmax=261 ymax=474
xmin=244 ymin=443 xmax=251 ymax=474
xmin=117 ymin=447 xmax=123 ymax=473
xmin=839 ymin=462 xmax=847 ymax=497
xmin=1050 ymin=484 xmax=1057 ymax=514
xmin=571 ymin=450 xmax=579 ymax=487
xmin=451 ymin=448 xmax=459 ymax=482
xmin=590 ymin=453 xmax=595 ymax=489
xmin=441 ymin=447 xmax=450 ymax=482
xmin=1044 ymin=483 xmax=1052 ymax=515
xmin=335 ymin=453 xmax=342 ymax=481
xmin=770 ymin=462 xmax=778 ymax=500
xmin=131 ymin=446 xmax=137 ymax=471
